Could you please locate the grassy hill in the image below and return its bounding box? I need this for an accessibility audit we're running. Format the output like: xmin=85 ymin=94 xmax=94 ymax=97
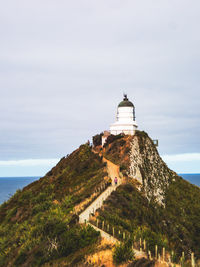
xmin=0 ymin=132 xmax=200 ymax=266
xmin=0 ymin=143 xmax=106 ymax=267
xmin=94 ymin=132 xmax=200 ymax=261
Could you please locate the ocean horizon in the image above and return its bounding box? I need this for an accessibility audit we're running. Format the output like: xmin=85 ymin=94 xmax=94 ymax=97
xmin=0 ymin=174 xmax=199 ymax=205
xmin=0 ymin=176 xmax=40 ymax=204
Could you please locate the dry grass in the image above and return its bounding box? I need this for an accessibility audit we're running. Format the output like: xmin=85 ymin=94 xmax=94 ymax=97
xmin=74 ymin=191 xmax=99 ymax=214
xmin=85 ymin=239 xmax=116 ymax=266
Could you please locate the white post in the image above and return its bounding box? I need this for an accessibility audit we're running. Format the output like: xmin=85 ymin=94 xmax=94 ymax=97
xmin=123 ymin=232 xmax=125 ymax=240
xmin=191 ymin=252 xmax=195 ymax=267
xmin=140 ymin=238 xmax=142 ymax=251
xmin=143 ymin=240 xmax=146 ymax=251
xmin=155 ymin=245 xmax=158 ymax=259
xmin=162 ymin=247 xmax=165 ymax=262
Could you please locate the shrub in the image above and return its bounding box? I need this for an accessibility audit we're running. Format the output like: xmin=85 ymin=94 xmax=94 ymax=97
xmin=93 ymin=133 xmax=103 ymax=147
xmin=113 ymin=239 xmax=135 ymax=264
xmin=120 ymin=164 xmax=126 ymax=172
xmin=104 ymin=134 xmax=124 ymax=147
xmin=32 ymin=201 xmax=52 ymax=215
xmin=14 ymin=251 xmax=28 ymax=265
xmin=59 ymin=225 xmax=99 ymax=257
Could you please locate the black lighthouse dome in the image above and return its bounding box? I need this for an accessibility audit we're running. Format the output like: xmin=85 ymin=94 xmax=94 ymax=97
xmin=118 ymin=94 xmax=134 ymax=107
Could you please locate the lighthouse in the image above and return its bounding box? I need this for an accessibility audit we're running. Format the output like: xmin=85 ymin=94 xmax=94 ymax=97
xmin=110 ymin=94 xmax=138 ymax=135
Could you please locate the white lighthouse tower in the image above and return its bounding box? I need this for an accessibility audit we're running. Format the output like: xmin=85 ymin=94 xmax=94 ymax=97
xmin=110 ymin=94 xmax=138 ymax=135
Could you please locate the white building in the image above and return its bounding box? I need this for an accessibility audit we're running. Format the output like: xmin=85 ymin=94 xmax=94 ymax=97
xmin=110 ymin=94 xmax=138 ymax=135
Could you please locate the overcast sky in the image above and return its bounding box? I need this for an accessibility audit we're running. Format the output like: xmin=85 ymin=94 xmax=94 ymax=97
xmin=0 ymin=0 xmax=200 ymax=176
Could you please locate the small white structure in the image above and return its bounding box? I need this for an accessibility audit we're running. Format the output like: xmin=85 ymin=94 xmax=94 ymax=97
xmin=102 ymin=131 xmax=110 ymax=147
xmin=110 ymin=94 xmax=138 ymax=135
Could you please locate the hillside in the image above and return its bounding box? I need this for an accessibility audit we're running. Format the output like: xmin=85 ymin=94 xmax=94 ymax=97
xmin=95 ymin=131 xmax=200 ymax=259
xmin=0 ymin=144 xmax=107 ymax=266
xmin=0 ymin=131 xmax=200 ymax=266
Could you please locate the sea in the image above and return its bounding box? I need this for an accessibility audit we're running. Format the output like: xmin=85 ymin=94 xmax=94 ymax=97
xmin=0 ymin=174 xmax=200 ymax=205
xmin=0 ymin=177 xmax=40 ymax=204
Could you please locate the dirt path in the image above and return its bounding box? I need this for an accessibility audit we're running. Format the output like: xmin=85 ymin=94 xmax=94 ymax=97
xmin=102 ymin=157 xmax=121 ymax=185
xmin=79 ymin=157 xmax=122 ymax=223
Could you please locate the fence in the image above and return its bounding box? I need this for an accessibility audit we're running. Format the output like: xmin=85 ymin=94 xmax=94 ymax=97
xmin=89 ymin=217 xmax=198 ymax=267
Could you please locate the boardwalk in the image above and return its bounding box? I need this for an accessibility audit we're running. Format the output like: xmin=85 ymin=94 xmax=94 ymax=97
xmin=79 ymin=154 xmax=183 ymax=266
xmin=79 ymin=156 xmax=149 ymax=261
xmin=79 ymin=157 xmax=121 ymax=223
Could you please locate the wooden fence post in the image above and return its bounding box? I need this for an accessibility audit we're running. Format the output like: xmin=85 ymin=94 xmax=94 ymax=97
xmin=113 ymin=227 xmax=115 ymax=237
xmin=143 ymin=239 xmax=146 ymax=251
xmin=155 ymin=245 xmax=157 ymax=259
xmin=123 ymin=232 xmax=125 ymax=240
xmin=148 ymin=250 xmax=151 ymax=260
xmin=191 ymin=252 xmax=195 ymax=267
xmin=181 ymin=251 xmax=185 ymax=264
xmin=162 ymin=247 xmax=165 ymax=262
xmin=171 ymin=251 xmax=174 ymax=263
xmin=168 ymin=255 xmax=171 ymax=263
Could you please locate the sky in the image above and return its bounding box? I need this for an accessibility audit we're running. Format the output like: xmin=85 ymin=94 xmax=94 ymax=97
xmin=0 ymin=0 xmax=200 ymax=176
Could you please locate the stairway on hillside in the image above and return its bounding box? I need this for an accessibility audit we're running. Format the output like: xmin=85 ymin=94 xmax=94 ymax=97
xmin=79 ymin=156 xmax=182 ymax=266
xmin=79 ymin=157 xmax=121 ymax=224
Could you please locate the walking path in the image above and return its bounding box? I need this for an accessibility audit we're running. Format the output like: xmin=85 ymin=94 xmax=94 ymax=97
xmin=88 ymin=222 xmax=118 ymax=243
xmin=79 ymin=157 xmax=121 ymax=223
xmin=78 ymin=155 xmax=151 ymax=261
xmin=79 ymin=153 xmax=182 ymax=266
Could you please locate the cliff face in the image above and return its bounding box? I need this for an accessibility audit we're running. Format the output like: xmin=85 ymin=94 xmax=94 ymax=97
xmin=103 ymin=131 xmax=177 ymax=205
xmin=1 ymin=132 xmax=200 ymax=266
xmin=128 ymin=131 xmax=177 ymax=205
xmin=100 ymin=131 xmax=200 ymax=258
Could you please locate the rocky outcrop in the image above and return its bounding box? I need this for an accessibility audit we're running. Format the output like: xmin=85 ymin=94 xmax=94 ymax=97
xmin=128 ymin=131 xmax=177 ymax=205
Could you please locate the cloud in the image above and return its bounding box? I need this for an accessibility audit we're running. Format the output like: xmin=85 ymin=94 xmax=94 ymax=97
xmin=0 ymin=1 xmax=199 ymax=174
xmin=162 ymin=153 xmax=200 ymax=162
xmin=0 ymin=158 xmax=60 ymax=177
xmin=162 ymin=153 xmax=200 ymax=173
xmin=0 ymin=158 xmax=59 ymax=167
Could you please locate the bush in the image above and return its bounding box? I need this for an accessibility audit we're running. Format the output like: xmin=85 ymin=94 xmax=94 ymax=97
xmin=14 ymin=251 xmax=28 ymax=265
xmin=59 ymin=225 xmax=99 ymax=257
xmin=93 ymin=133 xmax=103 ymax=147
xmin=104 ymin=134 xmax=124 ymax=147
xmin=113 ymin=239 xmax=135 ymax=264
xmin=120 ymin=164 xmax=126 ymax=172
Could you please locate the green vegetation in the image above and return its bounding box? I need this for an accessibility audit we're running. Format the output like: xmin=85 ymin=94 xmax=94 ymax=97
xmin=97 ymin=180 xmax=200 ymax=260
xmin=100 ymin=132 xmax=200 ymax=261
xmin=104 ymin=133 xmax=124 ymax=147
xmin=0 ymin=144 xmax=104 ymax=266
xmin=102 ymin=134 xmax=131 ymax=175
xmin=1 ymin=132 xmax=200 ymax=265
xmin=92 ymin=132 xmax=103 ymax=147
xmin=113 ymin=239 xmax=135 ymax=264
